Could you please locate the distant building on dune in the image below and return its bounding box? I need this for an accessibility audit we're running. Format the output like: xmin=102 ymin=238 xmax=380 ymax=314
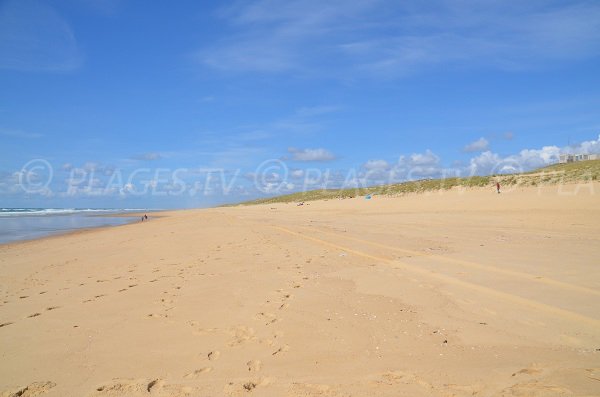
xmin=558 ymin=153 xmax=600 ymax=163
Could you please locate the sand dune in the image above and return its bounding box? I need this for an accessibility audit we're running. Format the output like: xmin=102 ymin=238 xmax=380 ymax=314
xmin=1 ymin=184 xmax=599 ymax=396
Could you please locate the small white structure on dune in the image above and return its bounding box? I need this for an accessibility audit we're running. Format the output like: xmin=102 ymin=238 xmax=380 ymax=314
xmin=558 ymin=153 xmax=600 ymax=163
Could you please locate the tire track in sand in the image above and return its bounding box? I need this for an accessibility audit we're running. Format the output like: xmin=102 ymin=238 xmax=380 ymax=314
xmin=296 ymin=225 xmax=600 ymax=297
xmin=271 ymin=225 xmax=600 ymax=329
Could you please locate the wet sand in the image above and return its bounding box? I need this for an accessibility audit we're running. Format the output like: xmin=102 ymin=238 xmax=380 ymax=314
xmin=1 ymin=184 xmax=599 ymax=396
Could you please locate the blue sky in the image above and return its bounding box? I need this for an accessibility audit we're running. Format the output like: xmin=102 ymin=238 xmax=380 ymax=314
xmin=1 ymin=0 xmax=600 ymax=209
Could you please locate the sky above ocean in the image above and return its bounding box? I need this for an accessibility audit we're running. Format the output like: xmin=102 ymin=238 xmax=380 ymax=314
xmin=1 ymin=0 xmax=600 ymax=209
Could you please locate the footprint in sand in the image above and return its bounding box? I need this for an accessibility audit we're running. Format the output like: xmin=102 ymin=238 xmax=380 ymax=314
xmin=271 ymin=345 xmax=290 ymax=356
xmin=224 ymin=377 xmax=272 ymax=394
xmin=94 ymin=379 xmax=164 ymax=395
xmin=0 ymin=322 xmax=13 ymax=328
xmin=147 ymin=313 xmax=169 ymax=319
xmin=207 ymin=351 xmax=221 ymax=361
xmin=27 ymin=313 xmax=41 ymax=318
xmin=46 ymin=306 xmax=60 ymax=311
xmin=512 ymin=368 xmax=542 ymax=377
xmin=228 ymin=326 xmax=256 ymax=347
xmin=281 ymin=293 xmax=292 ymax=300
xmin=188 ymin=320 xmax=218 ymax=335
xmin=183 ymin=367 xmax=212 ymax=378
xmin=3 ymin=381 xmax=56 ymax=396
xmin=247 ymin=360 xmax=262 ymax=372
xmin=254 ymin=312 xmax=279 ymax=326
xmin=502 ymin=382 xmax=571 ymax=396
xmin=146 ymin=379 xmax=163 ymax=393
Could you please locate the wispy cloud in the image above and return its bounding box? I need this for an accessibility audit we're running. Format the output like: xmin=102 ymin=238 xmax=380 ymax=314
xmin=77 ymin=0 xmax=123 ymax=17
xmin=295 ymin=105 xmax=341 ymax=117
xmin=197 ymin=1 xmax=600 ymax=78
xmin=0 ymin=128 xmax=43 ymax=139
xmin=463 ymin=137 xmax=489 ymax=153
xmin=131 ymin=152 xmax=162 ymax=161
xmin=288 ymin=147 xmax=336 ymax=162
xmin=197 ymin=0 xmax=378 ymax=74
xmin=225 ymin=104 xmax=341 ymax=145
xmin=0 ymin=0 xmax=82 ymax=72
xmin=363 ymin=159 xmax=390 ymax=171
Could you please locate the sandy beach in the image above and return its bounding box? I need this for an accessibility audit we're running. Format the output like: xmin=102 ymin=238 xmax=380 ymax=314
xmin=1 ymin=184 xmax=599 ymax=397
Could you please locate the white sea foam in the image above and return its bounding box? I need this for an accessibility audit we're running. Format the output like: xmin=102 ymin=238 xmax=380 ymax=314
xmin=0 ymin=208 xmax=146 ymax=217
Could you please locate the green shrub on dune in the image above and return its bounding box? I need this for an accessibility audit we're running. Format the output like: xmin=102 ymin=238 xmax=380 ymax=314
xmin=233 ymin=160 xmax=600 ymax=206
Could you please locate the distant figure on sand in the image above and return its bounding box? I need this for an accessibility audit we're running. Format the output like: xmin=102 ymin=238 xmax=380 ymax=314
xmin=144 ymin=214 xmax=148 ymax=220
xmin=496 ymin=182 xmax=501 ymax=194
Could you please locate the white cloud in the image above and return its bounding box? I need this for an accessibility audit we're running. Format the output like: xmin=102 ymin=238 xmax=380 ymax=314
xmin=354 ymin=149 xmax=444 ymax=186
xmin=290 ymin=169 xmax=305 ymax=178
xmin=288 ymin=147 xmax=336 ymax=162
xmin=463 ymin=137 xmax=489 ymax=152
xmin=363 ymin=159 xmax=390 ymax=170
xmin=466 ymin=134 xmax=600 ymax=176
xmin=403 ymin=149 xmax=440 ymax=166
xmin=467 ymin=146 xmax=561 ymax=175
xmin=563 ymin=134 xmax=600 ymax=155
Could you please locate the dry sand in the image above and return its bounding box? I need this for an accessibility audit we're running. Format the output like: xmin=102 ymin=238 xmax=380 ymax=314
xmin=1 ymin=184 xmax=599 ymax=396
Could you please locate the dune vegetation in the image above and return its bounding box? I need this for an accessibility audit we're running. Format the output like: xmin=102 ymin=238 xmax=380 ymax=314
xmin=236 ymin=160 xmax=600 ymax=205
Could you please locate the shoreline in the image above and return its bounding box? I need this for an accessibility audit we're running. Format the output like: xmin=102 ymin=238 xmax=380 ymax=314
xmin=3 ymin=181 xmax=597 ymax=246
xmin=0 ymin=210 xmax=171 ymax=247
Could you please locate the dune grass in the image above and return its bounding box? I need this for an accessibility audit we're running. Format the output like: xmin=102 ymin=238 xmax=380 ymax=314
xmin=233 ymin=160 xmax=600 ymax=206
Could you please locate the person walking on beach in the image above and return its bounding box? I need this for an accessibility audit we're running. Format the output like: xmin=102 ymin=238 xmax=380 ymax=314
xmin=496 ymin=182 xmax=501 ymax=194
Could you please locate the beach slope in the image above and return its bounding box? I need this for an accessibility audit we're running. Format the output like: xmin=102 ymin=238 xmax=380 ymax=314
xmin=1 ymin=184 xmax=599 ymax=396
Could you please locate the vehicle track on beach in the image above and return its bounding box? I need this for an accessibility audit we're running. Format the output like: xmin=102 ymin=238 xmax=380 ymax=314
xmin=270 ymin=225 xmax=600 ymax=329
xmin=293 ymin=224 xmax=600 ymax=297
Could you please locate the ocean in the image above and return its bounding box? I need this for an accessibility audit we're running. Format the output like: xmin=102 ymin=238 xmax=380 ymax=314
xmin=0 ymin=208 xmax=148 ymax=244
